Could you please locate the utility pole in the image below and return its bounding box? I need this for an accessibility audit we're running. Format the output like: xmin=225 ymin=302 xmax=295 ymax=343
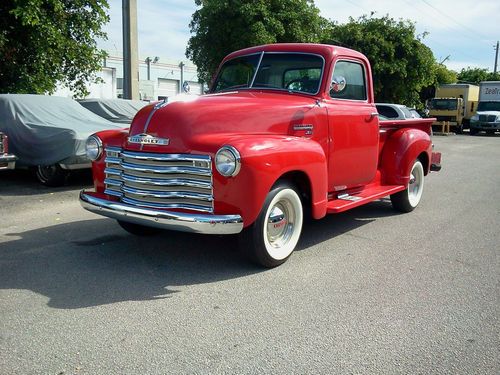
xmin=494 ymin=41 xmax=499 ymax=74
xmin=122 ymin=0 xmax=139 ymax=99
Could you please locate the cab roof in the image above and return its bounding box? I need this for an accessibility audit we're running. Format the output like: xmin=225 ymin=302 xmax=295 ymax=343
xmin=222 ymin=43 xmax=368 ymax=64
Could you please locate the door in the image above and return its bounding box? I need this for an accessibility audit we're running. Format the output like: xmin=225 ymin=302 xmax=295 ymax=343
xmin=324 ymin=59 xmax=379 ymax=191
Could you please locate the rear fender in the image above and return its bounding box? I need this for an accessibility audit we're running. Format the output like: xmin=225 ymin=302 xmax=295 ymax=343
xmin=380 ymin=128 xmax=432 ymax=186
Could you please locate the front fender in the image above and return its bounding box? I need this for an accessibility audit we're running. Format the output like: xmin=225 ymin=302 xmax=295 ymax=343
xmin=90 ymin=128 xmax=129 ymax=193
xmin=194 ymin=134 xmax=328 ymax=227
xmin=380 ymin=128 xmax=432 ymax=186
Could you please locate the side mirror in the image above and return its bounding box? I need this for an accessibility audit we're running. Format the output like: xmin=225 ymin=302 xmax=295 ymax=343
xmin=330 ymin=76 xmax=347 ymax=93
xmin=182 ymin=81 xmax=191 ymax=93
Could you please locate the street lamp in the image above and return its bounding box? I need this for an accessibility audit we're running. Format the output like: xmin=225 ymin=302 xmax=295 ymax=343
xmin=145 ymin=56 xmax=159 ymax=81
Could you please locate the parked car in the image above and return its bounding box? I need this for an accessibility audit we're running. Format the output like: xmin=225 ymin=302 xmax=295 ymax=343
xmin=376 ymin=103 xmax=421 ymax=120
xmin=0 ymin=94 xmax=123 ymax=186
xmin=0 ymin=132 xmax=17 ymax=170
xmin=80 ymin=43 xmax=441 ymax=268
xmin=78 ymin=98 xmax=148 ymax=124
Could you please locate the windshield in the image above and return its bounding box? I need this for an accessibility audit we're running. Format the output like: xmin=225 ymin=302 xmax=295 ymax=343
xmin=429 ymin=99 xmax=458 ymax=110
xmin=212 ymin=52 xmax=324 ymax=95
xmin=477 ymin=101 xmax=500 ymax=111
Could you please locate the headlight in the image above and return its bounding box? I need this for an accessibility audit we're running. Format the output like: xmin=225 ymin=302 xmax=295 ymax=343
xmin=215 ymin=145 xmax=241 ymax=177
xmin=86 ymin=135 xmax=102 ymax=161
xmin=470 ymin=114 xmax=479 ymax=122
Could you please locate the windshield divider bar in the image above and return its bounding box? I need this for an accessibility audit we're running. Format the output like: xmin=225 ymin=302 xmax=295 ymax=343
xmin=249 ymin=52 xmax=264 ymax=88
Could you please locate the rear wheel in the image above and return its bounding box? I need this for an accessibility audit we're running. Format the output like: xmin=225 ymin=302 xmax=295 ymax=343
xmin=239 ymin=182 xmax=303 ymax=268
xmin=391 ymin=159 xmax=425 ymax=213
xmin=35 ymin=164 xmax=68 ymax=187
xmin=117 ymin=220 xmax=160 ymax=236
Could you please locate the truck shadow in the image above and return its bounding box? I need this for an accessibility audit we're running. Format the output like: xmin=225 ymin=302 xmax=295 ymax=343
xmin=0 ymin=200 xmax=399 ymax=310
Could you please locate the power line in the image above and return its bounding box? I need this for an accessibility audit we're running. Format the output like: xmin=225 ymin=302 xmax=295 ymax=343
xmin=420 ymin=0 xmax=491 ymax=41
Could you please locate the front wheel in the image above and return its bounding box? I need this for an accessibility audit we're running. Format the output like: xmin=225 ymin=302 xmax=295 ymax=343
xmin=239 ymin=182 xmax=303 ymax=268
xmin=391 ymin=159 xmax=425 ymax=213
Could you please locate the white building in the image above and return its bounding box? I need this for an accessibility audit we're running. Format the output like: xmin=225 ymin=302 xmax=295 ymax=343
xmin=54 ymin=52 xmax=204 ymax=100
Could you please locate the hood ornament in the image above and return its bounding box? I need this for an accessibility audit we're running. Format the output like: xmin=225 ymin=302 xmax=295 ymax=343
xmin=128 ymin=133 xmax=169 ymax=146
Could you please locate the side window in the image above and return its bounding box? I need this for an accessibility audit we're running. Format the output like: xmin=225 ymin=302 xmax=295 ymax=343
xmin=377 ymin=106 xmax=399 ymax=118
xmin=329 ymin=60 xmax=367 ymax=101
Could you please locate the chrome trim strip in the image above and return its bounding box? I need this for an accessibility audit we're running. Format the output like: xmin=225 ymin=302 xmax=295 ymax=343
xmin=120 ymin=161 xmax=212 ymax=176
xmin=143 ymin=99 xmax=169 ymax=134
xmin=80 ymin=191 xmax=243 ymax=235
xmin=121 ymin=196 xmax=212 ymax=212
xmin=104 ymin=189 xmax=123 ymax=197
xmin=121 ymin=174 xmax=212 ymax=189
xmin=122 ymin=185 xmax=213 ymax=201
xmin=104 ymin=167 xmax=122 ymax=176
xmin=120 ymin=151 xmax=211 ymax=163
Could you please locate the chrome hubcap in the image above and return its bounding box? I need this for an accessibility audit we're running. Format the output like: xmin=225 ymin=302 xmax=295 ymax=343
xmin=266 ymin=201 xmax=294 ymax=249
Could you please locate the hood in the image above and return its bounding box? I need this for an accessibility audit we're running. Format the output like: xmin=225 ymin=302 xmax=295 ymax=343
xmin=476 ymin=110 xmax=500 ymax=115
xmin=125 ymin=91 xmax=322 ymax=153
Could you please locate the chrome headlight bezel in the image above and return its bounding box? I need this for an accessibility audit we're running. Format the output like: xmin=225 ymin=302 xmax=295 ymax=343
xmin=215 ymin=145 xmax=241 ymax=177
xmin=86 ymin=135 xmax=103 ymax=161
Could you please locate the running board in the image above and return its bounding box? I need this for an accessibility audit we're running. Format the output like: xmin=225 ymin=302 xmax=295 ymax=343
xmin=326 ymin=185 xmax=406 ymax=213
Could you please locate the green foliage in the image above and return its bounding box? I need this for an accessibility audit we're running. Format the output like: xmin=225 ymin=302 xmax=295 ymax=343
xmin=322 ymin=15 xmax=436 ymax=107
xmin=0 ymin=0 xmax=109 ymax=97
xmin=419 ymin=63 xmax=457 ymax=104
xmin=434 ymin=64 xmax=457 ymax=84
xmin=457 ymin=67 xmax=500 ymax=84
xmin=186 ymin=0 xmax=328 ymax=84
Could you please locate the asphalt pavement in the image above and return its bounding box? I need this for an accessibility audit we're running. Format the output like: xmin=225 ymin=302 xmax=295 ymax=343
xmin=0 ymin=134 xmax=499 ymax=374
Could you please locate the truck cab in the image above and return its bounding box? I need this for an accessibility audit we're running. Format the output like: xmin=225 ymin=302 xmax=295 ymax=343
xmin=470 ymin=81 xmax=500 ymax=135
xmin=428 ymin=83 xmax=479 ymax=133
xmin=80 ymin=43 xmax=441 ymax=267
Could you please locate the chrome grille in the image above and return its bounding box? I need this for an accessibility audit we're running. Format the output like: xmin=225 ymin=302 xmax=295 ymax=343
xmin=104 ymin=147 xmax=213 ymax=212
xmin=478 ymin=114 xmax=497 ymax=122
xmin=0 ymin=133 xmax=5 ymax=154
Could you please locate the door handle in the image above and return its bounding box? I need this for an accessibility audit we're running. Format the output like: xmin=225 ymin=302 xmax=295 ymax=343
xmin=366 ymin=112 xmax=378 ymax=122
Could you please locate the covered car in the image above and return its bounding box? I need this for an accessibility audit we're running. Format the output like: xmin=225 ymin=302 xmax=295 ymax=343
xmin=376 ymin=103 xmax=421 ymax=120
xmin=0 ymin=132 xmax=17 ymax=170
xmin=0 ymin=94 xmax=123 ymax=186
xmin=78 ymin=98 xmax=148 ymax=124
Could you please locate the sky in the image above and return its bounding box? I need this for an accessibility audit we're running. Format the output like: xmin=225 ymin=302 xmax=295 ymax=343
xmin=98 ymin=0 xmax=500 ymax=72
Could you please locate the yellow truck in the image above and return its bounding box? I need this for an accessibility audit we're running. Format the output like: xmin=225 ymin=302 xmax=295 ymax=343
xmin=428 ymin=83 xmax=479 ymax=133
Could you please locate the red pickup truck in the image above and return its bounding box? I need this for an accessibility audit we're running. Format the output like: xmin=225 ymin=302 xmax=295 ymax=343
xmin=80 ymin=43 xmax=441 ymax=267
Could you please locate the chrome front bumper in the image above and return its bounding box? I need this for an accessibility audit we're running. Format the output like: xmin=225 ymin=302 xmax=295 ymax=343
xmin=0 ymin=154 xmax=17 ymax=170
xmin=80 ymin=191 xmax=244 ymax=235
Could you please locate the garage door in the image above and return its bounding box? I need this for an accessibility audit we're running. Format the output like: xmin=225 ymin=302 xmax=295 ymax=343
xmin=158 ymin=79 xmax=179 ymax=99
xmin=187 ymin=81 xmax=203 ymax=95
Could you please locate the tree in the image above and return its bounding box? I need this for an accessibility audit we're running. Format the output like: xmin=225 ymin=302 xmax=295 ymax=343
xmin=419 ymin=63 xmax=457 ymax=104
xmin=186 ymin=0 xmax=328 ymax=84
xmin=0 ymin=0 xmax=109 ymax=97
xmin=457 ymin=67 xmax=500 ymax=84
xmin=434 ymin=63 xmax=457 ymax=85
xmin=322 ymin=15 xmax=436 ymax=107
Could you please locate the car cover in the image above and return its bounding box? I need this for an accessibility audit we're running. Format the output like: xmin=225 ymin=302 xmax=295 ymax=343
xmin=78 ymin=98 xmax=148 ymax=124
xmin=0 ymin=94 xmax=123 ymax=167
